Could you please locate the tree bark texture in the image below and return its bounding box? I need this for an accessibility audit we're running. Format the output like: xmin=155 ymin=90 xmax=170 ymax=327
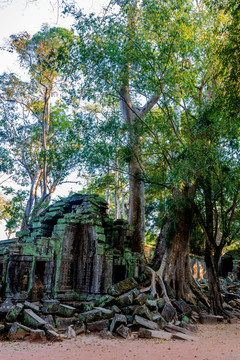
xmin=152 ymin=184 xmax=208 ymax=304
xmin=205 ymin=242 xmax=224 ymax=315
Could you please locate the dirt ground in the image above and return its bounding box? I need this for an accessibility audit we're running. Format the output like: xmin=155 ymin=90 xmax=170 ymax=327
xmin=0 ymin=323 xmax=239 ymax=360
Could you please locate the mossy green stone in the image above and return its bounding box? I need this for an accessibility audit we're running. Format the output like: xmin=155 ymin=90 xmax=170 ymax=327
xmin=97 ymin=234 xmax=106 ymax=242
xmin=57 ymin=304 xmax=76 ymax=317
xmin=182 ymin=315 xmax=190 ymax=323
xmin=6 ymin=303 xmax=24 ymax=322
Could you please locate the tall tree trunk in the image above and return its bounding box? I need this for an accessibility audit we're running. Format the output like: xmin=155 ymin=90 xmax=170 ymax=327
xmin=106 ymin=186 xmax=110 ymax=214
xmin=42 ymin=88 xmax=51 ymax=199
xmin=121 ymin=189 xmax=126 ymax=219
xmin=205 ymin=242 xmax=223 ymax=314
xmin=114 ymin=164 xmax=120 ymax=219
xmin=201 ymin=175 xmax=227 ymax=315
xmin=152 ymin=183 xmax=207 ymax=303
xmin=118 ymin=0 xmax=160 ymax=253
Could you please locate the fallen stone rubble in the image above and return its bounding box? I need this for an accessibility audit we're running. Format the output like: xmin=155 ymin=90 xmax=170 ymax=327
xmin=0 ymin=276 xmax=239 ymax=342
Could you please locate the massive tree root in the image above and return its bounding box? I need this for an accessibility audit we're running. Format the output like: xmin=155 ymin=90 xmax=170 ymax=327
xmin=144 ymin=252 xmax=210 ymax=308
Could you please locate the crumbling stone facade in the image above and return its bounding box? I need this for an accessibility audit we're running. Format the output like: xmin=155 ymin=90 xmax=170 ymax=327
xmin=0 ymin=194 xmax=143 ymax=301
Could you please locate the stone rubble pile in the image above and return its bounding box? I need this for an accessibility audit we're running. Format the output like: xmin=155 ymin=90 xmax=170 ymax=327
xmin=197 ymin=275 xmax=240 ymax=321
xmin=0 ymin=276 xmax=239 ymax=342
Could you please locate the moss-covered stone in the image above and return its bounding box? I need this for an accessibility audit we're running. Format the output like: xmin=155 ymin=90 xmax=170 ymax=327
xmin=116 ymin=291 xmax=134 ymax=308
xmin=23 ymin=309 xmax=46 ymax=329
xmin=54 ymin=316 xmax=76 ymax=331
xmin=41 ymin=300 xmax=60 ymax=314
xmin=96 ymin=234 xmax=106 ymax=242
xmin=8 ymin=322 xmax=31 ymax=340
xmin=57 ymin=304 xmax=76 ymax=318
xmin=108 ymin=277 xmax=138 ymax=297
xmin=133 ymin=305 xmax=152 ymax=321
xmin=0 ymin=193 xmax=141 ymax=302
xmin=79 ymin=309 xmax=103 ymax=323
xmin=5 ymin=303 xmax=24 ymax=322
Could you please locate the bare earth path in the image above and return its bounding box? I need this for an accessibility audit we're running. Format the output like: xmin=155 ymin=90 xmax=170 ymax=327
xmin=0 ymin=323 xmax=239 ymax=360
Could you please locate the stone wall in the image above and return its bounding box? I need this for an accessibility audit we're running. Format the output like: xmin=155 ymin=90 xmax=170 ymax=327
xmin=0 ymin=194 xmax=143 ymax=301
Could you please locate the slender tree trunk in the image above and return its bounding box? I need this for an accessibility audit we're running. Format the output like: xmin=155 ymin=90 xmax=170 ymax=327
xmin=21 ymin=169 xmax=42 ymax=231
xmin=205 ymin=242 xmax=223 ymax=314
xmin=201 ymin=175 xmax=227 ymax=315
xmin=121 ymin=189 xmax=126 ymax=219
xmin=42 ymin=88 xmax=51 ymax=199
xmin=114 ymin=165 xmax=120 ymax=219
xmin=106 ymin=186 xmax=110 ymax=214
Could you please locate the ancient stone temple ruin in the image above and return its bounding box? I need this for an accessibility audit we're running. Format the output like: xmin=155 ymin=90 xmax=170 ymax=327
xmin=0 ymin=194 xmax=142 ymax=301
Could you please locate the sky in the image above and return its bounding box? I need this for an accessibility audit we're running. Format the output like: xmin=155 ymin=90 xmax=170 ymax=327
xmin=0 ymin=0 xmax=110 ymax=239
xmin=0 ymin=0 xmax=110 ymax=73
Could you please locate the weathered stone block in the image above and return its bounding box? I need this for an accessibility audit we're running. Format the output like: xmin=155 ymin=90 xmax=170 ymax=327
xmin=94 ymin=307 xmax=114 ymax=319
xmin=43 ymin=322 xmax=57 ymax=333
xmin=161 ymin=303 xmax=177 ymax=322
xmin=134 ymin=315 xmax=159 ymax=330
xmin=87 ymin=319 xmax=109 ymax=331
xmin=98 ymin=295 xmax=115 ymax=307
xmin=133 ymin=304 xmax=152 ymax=321
xmin=110 ymin=314 xmax=127 ymax=332
xmin=24 ymin=301 xmax=40 ymax=313
xmin=108 ymin=277 xmax=138 ymax=297
xmin=181 ymin=321 xmax=197 ymax=332
xmin=138 ymin=327 xmax=152 ymax=339
xmin=75 ymin=323 xmax=86 ymax=335
xmin=135 ymin=293 xmax=147 ymax=305
xmin=99 ymin=328 xmax=114 ymax=339
xmin=116 ymin=324 xmax=131 ymax=339
xmin=111 ymin=305 xmax=121 ymax=314
xmin=126 ymin=315 xmax=134 ymax=325
xmin=172 ymin=298 xmax=192 ymax=316
xmin=30 ymin=329 xmax=47 ymax=342
xmin=23 ymin=309 xmax=46 ymax=329
xmin=121 ymin=305 xmax=138 ymax=315
xmin=164 ymin=323 xmax=193 ymax=335
xmin=131 ymin=288 xmax=140 ymax=298
xmin=153 ymin=313 xmax=167 ymax=329
xmin=8 ymin=322 xmax=31 ymax=340
xmin=172 ymin=332 xmax=196 ymax=341
xmin=41 ymin=314 xmax=55 ymax=327
xmin=41 ymin=300 xmax=60 ymax=314
xmin=0 ymin=299 xmax=13 ymax=314
xmin=116 ymin=290 xmax=134 ymax=308
xmin=148 ymin=329 xmax=173 ymax=340
xmin=145 ymin=299 xmax=158 ymax=311
xmin=199 ymin=314 xmax=223 ymax=324
xmin=79 ymin=309 xmax=103 ymax=323
xmin=55 ymin=317 xmax=76 ymax=331
xmin=80 ymin=302 xmax=94 ymax=312
xmin=45 ymin=329 xmax=61 ymax=341
xmin=5 ymin=303 xmax=24 ymax=322
xmin=57 ymin=304 xmax=76 ymax=317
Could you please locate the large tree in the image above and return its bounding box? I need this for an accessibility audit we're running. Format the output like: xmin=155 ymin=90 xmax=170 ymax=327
xmin=66 ymin=0 xmax=240 ymax=315
xmin=0 ymin=26 xmax=77 ymax=229
xmin=67 ymin=0 xmax=198 ymax=254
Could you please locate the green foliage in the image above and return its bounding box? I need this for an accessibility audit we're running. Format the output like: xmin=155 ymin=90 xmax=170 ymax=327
xmin=0 ymin=188 xmax=26 ymax=238
xmin=0 ymin=26 xmax=78 ymax=227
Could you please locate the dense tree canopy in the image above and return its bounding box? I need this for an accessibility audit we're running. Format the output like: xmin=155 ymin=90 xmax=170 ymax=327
xmin=0 ymin=0 xmax=239 ymax=316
